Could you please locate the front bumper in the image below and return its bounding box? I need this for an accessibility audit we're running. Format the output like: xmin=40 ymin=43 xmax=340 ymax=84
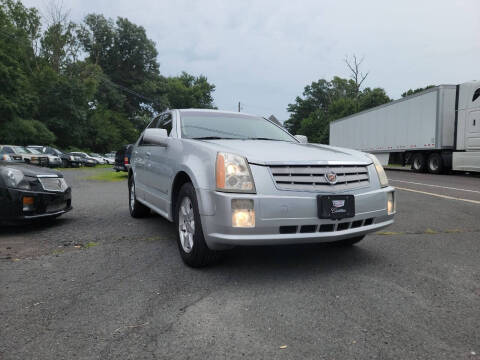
xmin=0 ymin=187 xmax=72 ymax=221
xmin=200 ymin=187 xmax=394 ymax=249
xmin=197 ymin=163 xmax=395 ymax=249
xmin=48 ymin=159 xmax=62 ymax=167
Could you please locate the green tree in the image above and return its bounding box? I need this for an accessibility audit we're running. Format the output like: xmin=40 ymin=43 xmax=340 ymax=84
xmin=286 ymin=77 xmax=390 ymax=144
xmin=166 ymin=72 xmax=216 ymax=109
xmin=401 ymin=85 xmax=435 ymax=97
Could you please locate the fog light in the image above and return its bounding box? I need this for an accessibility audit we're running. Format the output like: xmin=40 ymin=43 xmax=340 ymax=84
xmin=387 ymin=192 xmax=395 ymax=215
xmin=23 ymin=196 xmax=35 ymax=212
xmin=232 ymin=199 xmax=255 ymax=228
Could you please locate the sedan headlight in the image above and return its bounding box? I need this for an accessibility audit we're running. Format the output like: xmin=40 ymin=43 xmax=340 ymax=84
xmin=367 ymin=154 xmax=388 ymax=187
xmin=69 ymin=156 xmax=74 ymax=161
xmin=0 ymin=167 xmax=31 ymax=190
xmin=216 ymin=152 xmax=255 ymax=193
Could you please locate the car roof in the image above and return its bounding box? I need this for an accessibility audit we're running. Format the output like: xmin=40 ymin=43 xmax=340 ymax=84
xmin=176 ymin=109 xmax=261 ymax=118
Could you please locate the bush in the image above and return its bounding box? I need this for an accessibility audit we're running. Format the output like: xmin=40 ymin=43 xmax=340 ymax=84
xmin=0 ymin=118 xmax=56 ymax=145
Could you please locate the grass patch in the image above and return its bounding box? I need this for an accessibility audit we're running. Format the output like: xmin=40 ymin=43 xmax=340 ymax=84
xmin=84 ymin=242 xmax=99 ymax=249
xmin=58 ymin=164 xmax=113 ymax=171
xmin=84 ymin=171 xmax=127 ymax=182
xmin=376 ymin=231 xmax=404 ymax=236
xmin=424 ymin=228 xmax=438 ymax=234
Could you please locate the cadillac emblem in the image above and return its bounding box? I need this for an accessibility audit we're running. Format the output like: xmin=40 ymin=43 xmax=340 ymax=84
xmin=325 ymin=171 xmax=337 ymax=185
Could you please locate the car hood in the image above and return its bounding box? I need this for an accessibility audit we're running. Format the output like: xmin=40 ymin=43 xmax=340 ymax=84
xmin=0 ymin=162 xmax=63 ymax=177
xmin=201 ymin=140 xmax=372 ymax=165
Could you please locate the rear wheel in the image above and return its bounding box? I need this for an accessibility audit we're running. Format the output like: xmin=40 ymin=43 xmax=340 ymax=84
xmin=411 ymin=153 xmax=427 ymax=172
xmin=62 ymin=159 xmax=68 ymax=168
xmin=175 ymin=182 xmax=218 ymax=267
xmin=333 ymin=235 xmax=365 ymax=247
xmin=128 ymin=177 xmax=149 ymax=218
xmin=427 ymin=153 xmax=444 ymax=174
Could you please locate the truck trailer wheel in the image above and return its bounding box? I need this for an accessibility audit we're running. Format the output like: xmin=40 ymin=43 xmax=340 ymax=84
xmin=427 ymin=153 xmax=444 ymax=174
xmin=411 ymin=153 xmax=427 ymax=173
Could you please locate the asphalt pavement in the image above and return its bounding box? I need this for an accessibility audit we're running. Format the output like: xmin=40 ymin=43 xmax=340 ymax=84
xmin=1 ymin=167 xmax=479 ymax=359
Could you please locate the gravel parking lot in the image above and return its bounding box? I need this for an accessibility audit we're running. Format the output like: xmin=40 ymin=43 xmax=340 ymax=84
xmin=1 ymin=167 xmax=479 ymax=359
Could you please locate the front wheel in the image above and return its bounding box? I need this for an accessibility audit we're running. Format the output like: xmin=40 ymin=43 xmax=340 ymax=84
xmin=128 ymin=177 xmax=150 ymax=218
xmin=175 ymin=183 xmax=218 ymax=267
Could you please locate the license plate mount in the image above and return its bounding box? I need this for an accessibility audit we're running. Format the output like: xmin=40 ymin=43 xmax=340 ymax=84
xmin=317 ymin=195 xmax=355 ymax=220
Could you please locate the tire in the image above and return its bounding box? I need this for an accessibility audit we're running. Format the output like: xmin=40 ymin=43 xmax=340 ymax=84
xmin=128 ymin=177 xmax=150 ymax=218
xmin=427 ymin=153 xmax=443 ymax=174
xmin=175 ymin=182 xmax=218 ymax=267
xmin=411 ymin=153 xmax=427 ymax=173
xmin=62 ymin=159 xmax=68 ymax=168
xmin=333 ymin=235 xmax=365 ymax=247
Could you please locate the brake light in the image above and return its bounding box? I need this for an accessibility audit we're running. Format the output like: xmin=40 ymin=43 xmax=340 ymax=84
xmin=124 ymin=156 xmax=129 ymax=165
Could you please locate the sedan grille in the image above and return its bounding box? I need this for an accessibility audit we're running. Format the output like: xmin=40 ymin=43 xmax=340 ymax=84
xmin=269 ymin=164 xmax=369 ymax=192
xmin=38 ymin=177 xmax=68 ymax=192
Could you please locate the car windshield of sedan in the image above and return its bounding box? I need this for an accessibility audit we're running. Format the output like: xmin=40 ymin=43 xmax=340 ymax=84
xmin=180 ymin=112 xmax=297 ymax=142
xmin=12 ymin=146 xmax=29 ymax=154
xmin=27 ymin=148 xmax=41 ymax=154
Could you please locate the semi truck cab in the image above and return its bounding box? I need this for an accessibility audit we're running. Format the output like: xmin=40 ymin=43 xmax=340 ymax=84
xmin=452 ymin=82 xmax=480 ymax=172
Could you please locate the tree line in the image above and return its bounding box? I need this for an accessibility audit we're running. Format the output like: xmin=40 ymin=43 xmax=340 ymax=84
xmin=1 ymin=1 xmax=434 ymax=151
xmin=0 ymin=0 xmax=215 ymax=152
xmin=284 ymin=56 xmax=434 ymax=144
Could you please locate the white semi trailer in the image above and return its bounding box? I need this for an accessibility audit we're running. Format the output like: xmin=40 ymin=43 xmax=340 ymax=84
xmin=329 ymin=81 xmax=480 ymax=173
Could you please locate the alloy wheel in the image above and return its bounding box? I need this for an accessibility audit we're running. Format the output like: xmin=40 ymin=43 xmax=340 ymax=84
xmin=178 ymin=197 xmax=195 ymax=253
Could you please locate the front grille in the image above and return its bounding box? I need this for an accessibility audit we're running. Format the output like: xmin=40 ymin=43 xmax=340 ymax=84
xmin=38 ymin=177 xmax=68 ymax=192
xmin=269 ymin=164 xmax=369 ymax=192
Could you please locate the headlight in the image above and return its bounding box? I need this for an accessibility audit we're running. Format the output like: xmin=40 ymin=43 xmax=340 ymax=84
xmin=216 ymin=152 xmax=255 ymax=193
xmin=70 ymin=156 xmax=74 ymax=161
xmin=367 ymin=154 xmax=388 ymax=187
xmin=1 ymin=167 xmax=31 ymax=190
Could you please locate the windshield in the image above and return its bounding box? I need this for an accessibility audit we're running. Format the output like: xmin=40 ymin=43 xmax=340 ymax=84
xmin=27 ymin=148 xmax=41 ymax=154
xmin=180 ymin=112 xmax=296 ymax=142
xmin=90 ymin=153 xmax=101 ymax=157
xmin=12 ymin=146 xmax=29 ymax=153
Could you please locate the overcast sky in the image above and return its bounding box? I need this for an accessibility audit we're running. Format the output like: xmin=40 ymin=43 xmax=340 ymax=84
xmin=24 ymin=0 xmax=480 ymax=121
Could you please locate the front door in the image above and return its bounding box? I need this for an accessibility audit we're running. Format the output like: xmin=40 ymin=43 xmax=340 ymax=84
xmin=466 ymin=87 xmax=480 ymax=151
xmin=142 ymin=113 xmax=174 ymax=215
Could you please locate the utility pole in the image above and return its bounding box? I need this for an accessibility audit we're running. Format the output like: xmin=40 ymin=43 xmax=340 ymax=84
xmin=238 ymin=101 xmax=241 ymax=112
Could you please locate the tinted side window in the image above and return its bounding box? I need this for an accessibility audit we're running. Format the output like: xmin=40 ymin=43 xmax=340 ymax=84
xmin=157 ymin=113 xmax=172 ymax=135
xmin=473 ymin=88 xmax=480 ymax=102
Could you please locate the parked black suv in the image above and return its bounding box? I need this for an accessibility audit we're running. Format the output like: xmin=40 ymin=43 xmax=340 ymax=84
xmin=114 ymin=144 xmax=133 ymax=172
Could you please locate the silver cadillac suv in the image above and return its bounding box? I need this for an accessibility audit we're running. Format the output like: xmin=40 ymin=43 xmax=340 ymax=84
xmin=129 ymin=109 xmax=395 ymax=267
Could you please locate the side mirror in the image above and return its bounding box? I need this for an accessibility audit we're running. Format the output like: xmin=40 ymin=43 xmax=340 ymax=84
xmin=295 ymin=135 xmax=308 ymax=144
xmin=143 ymin=128 xmax=168 ymax=146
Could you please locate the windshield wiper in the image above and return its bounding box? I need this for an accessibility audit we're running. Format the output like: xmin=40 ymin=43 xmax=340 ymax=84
xmin=191 ymin=136 xmax=238 ymax=140
xmin=246 ymin=137 xmax=283 ymax=141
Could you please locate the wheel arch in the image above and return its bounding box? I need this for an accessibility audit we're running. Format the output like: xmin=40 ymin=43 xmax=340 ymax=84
xmin=171 ymin=171 xmax=194 ymax=221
